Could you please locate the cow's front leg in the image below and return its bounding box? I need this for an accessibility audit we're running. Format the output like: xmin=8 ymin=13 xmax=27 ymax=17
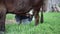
xmin=33 ymin=8 xmax=40 ymax=25
xmin=0 ymin=5 xmax=6 ymax=32
xmin=0 ymin=12 xmax=6 ymax=32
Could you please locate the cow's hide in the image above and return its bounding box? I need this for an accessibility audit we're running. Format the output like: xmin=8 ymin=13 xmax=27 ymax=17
xmin=5 ymin=0 xmax=32 ymax=13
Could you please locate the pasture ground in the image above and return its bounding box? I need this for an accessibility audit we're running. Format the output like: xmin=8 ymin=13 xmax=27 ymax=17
xmin=5 ymin=12 xmax=60 ymax=34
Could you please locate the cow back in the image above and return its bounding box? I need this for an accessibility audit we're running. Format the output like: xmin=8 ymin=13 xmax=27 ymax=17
xmin=4 ymin=0 xmax=32 ymax=13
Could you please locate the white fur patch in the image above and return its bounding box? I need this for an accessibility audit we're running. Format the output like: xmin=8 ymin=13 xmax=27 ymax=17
xmin=28 ymin=9 xmax=33 ymax=15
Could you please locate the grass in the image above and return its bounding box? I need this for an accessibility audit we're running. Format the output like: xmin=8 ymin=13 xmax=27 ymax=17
xmin=5 ymin=12 xmax=60 ymax=34
xmin=6 ymin=14 xmax=15 ymax=20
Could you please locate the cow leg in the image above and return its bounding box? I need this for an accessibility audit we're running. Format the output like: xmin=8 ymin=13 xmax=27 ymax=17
xmin=0 ymin=5 xmax=6 ymax=32
xmin=0 ymin=12 xmax=6 ymax=32
xmin=0 ymin=13 xmax=6 ymax=32
xmin=33 ymin=8 xmax=40 ymax=25
xmin=40 ymin=7 xmax=44 ymax=23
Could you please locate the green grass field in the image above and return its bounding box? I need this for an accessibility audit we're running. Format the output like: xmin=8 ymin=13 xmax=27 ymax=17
xmin=5 ymin=12 xmax=60 ymax=34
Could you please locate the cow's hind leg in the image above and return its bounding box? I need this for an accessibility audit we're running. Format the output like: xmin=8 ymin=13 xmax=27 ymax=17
xmin=40 ymin=7 xmax=44 ymax=23
xmin=33 ymin=7 xmax=40 ymax=25
xmin=0 ymin=5 xmax=6 ymax=33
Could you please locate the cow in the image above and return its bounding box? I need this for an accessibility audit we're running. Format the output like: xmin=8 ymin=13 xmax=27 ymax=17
xmin=0 ymin=0 xmax=44 ymax=32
